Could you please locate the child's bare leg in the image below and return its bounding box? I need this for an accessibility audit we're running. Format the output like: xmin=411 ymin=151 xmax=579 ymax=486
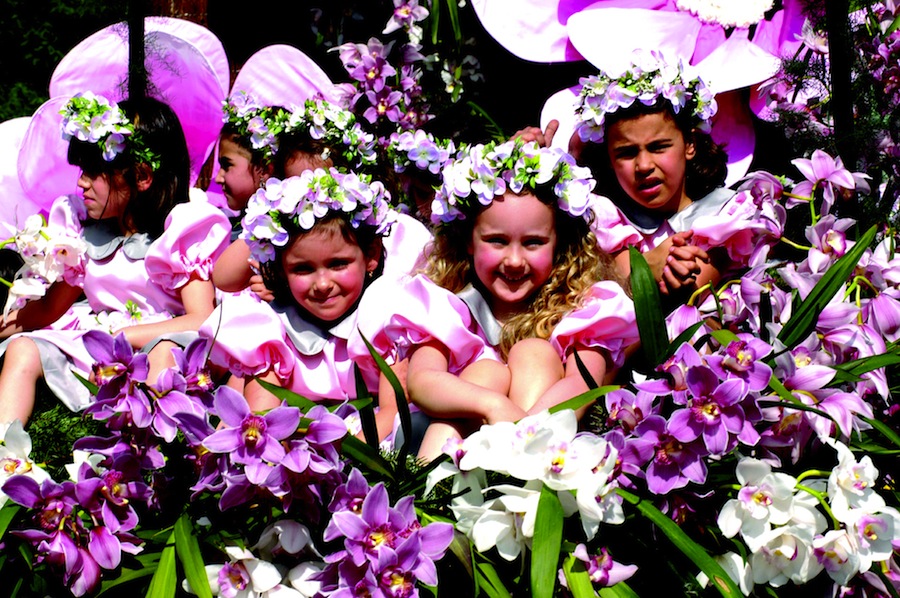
xmin=417 ymin=420 xmax=466 ymax=462
xmin=146 ymin=340 xmax=177 ymax=387
xmin=508 ymin=338 xmax=564 ymax=412
xmin=0 ymin=337 xmax=43 ymax=425
xmin=459 ymin=359 xmax=524 ymax=423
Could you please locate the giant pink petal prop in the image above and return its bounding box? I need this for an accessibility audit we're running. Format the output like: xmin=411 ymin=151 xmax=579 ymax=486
xmin=17 ymin=98 xmax=80 ymax=212
xmin=567 ymin=8 xmax=702 ymax=75
xmin=144 ymin=17 xmax=230 ymax=96
xmin=0 ymin=117 xmax=43 ymax=238
xmin=540 ymin=85 xmax=581 ymax=153
xmin=230 ymin=45 xmax=338 ymax=108
xmin=752 ymin=0 xmax=806 ymax=60
xmin=710 ymin=91 xmax=755 ymax=185
xmin=23 ymin=31 xmax=223 ymax=207
xmin=694 ymin=31 xmax=780 ymax=93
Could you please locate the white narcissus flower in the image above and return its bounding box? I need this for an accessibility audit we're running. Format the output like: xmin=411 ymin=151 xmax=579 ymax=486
xmin=717 ymin=458 xmax=797 ymax=550
xmin=824 ymin=438 xmax=885 ymax=522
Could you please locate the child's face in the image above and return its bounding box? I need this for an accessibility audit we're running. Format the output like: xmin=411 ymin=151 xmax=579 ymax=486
xmin=606 ymin=112 xmax=696 ymax=215
xmin=469 ymin=192 xmax=557 ymax=320
xmin=77 ymin=170 xmax=129 ymax=221
xmin=215 ymin=136 xmax=263 ymax=211
xmin=281 ymin=226 xmax=379 ymax=323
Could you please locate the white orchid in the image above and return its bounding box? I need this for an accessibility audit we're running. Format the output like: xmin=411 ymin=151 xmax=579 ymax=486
xmin=825 ymin=438 xmax=885 ymax=521
xmin=696 ymin=552 xmax=753 ymax=596
xmin=843 ymin=506 xmax=900 ymax=573
xmin=718 ymin=458 xmax=798 ymax=549
xmin=812 ymin=529 xmax=859 ymax=586
xmin=0 ymin=420 xmax=50 ymax=508
xmin=186 ymin=546 xmax=288 ymax=598
xmin=749 ymin=524 xmax=823 ymax=587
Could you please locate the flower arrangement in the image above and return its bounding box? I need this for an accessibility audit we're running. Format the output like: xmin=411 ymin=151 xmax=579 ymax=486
xmin=674 ymin=0 xmax=775 ymax=29
xmin=60 ymin=92 xmax=162 ymax=170
xmin=282 ymin=98 xmax=378 ymax=169
xmin=431 ymin=138 xmax=595 ymax=224
xmin=384 ymin=128 xmax=457 ymax=176
xmin=574 ymin=50 xmax=718 ymax=144
xmin=1 ymin=214 xmax=86 ymax=322
xmin=221 ymin=91 xmax=286 ymax=163
xmin=240 ymin=168 xmax=397 ymax=263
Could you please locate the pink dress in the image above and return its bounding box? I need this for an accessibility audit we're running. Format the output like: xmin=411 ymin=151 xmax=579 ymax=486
xmin=0 ymin=194 xmax=230 ymax=410
xmin=591 ymin=187 xmax=781 ymax=269
xmin=200 ymin=290 xmax=384 ymax=402
xmin=381 ymin=213 xmax=431 ymax=280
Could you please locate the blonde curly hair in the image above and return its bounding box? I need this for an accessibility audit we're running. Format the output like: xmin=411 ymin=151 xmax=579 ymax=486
xmin=423 ymin=187 xmax=626 ymax=358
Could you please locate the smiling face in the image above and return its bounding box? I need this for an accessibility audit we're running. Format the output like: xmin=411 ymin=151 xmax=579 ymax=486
xmin=215 ymin=135 xmax=265 ymax=211
xmin=77 ymin=170 xmax=129 ymax=221
xmin=469 ymin=191 xmax=557 ymax=321
xmin=606 ymin=111 xmax=696 ymax=216
xmin=281 ymin=222 xmax=380 ymax=324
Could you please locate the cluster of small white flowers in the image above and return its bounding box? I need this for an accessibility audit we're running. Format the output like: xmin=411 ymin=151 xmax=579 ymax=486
xmin=575 ymin=50 xmax=717 ymax=144
xmin=60 ymin=91 xmax=133 ymax=161
xmin=714 ymin=440 xmax=900 ymax=591
xmin=426 ymin=410 xmax=624 ymax=561
xmin=240 ymin=168 xmax=396 ymax=263
xmin=2 ymin=214 xmax=87 ymax=322
xmin=431 ymin=138 xmax=595 ymax=225
xmin=675 ymin=0 xmax=774 ymax=29
xmin=386 ymin=129 xmax=456 ymax=175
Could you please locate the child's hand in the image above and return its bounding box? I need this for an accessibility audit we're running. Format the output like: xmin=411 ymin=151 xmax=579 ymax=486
xmin=659 ymin=231 xmax=709 ymax=296
xmin=248 ymin=260 xmax=274 ymax=302
xmin=511 ymin=119 xmax=559 ymax=148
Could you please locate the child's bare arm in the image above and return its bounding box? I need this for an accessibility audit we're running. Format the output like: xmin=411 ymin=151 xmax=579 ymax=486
xmin=244 ymin=370 xmax=283 ymax=412
xmin=119 ymin=275 xmax=216 ymax=349
xmin=526 ymin=346 xmax=607 ymax=416
xmin=212 ymin=239 xmax=254 ymax=292
xmin=0 ymin=281 xmax=83 ymax=339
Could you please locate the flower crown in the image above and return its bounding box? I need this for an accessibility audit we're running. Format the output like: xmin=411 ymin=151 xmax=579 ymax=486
xmin=281 ymin=98 xmax=378 ymax=169
xmin=574 ymin=51 xmax=718 ymax=144
xmin=240 ymin=168 xmax=397 ymax=263
xmin=222 ymin=91 xmax=286 ymax=163
xmin=385 ymin=129 xmax=457 ymax=176
xmin=60 ymin=92 xmax=162 ymax=171
xmin=431 ymin=139 xmax=595 ymax=225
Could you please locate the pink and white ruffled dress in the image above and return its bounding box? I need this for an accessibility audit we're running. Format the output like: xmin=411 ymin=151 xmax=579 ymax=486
xmin=0 ymin=194 xmax=230 ymax=411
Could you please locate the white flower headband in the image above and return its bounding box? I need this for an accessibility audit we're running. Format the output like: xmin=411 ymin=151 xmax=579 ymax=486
xmin=431 ymin=139 xmax=595 ymax=225
xmin=574 ymin=51 xmax=718 ymax=144
xmin=240 ymin=168 xmax=397 ymax=263
xmin=60 ymin=92 xmax=161 ymax=170
xmin=386 ymin=129 xmax=456 ymax=176
xmin=282 ymin=98 xmax=377 ymax=169
xmin=222 ymin=91 xmax=284 ymax=162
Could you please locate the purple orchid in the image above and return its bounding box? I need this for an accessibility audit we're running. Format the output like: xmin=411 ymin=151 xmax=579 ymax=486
xmin=668 ymin=365 xmax=754 ymax=455
xmin=82 ymin=330 xmax=149 ymax=400
xmin=383 ymin=0 xmax=429 ymax=35
xmin=705 ymin=336 xmax=773 ymax=392
xmin=791 ymin=150 xmax=867 ymax=216
xmin=202 ymin=386 xmax=301 ymax=485
xmin=569 ymin=544 xmax=637 ymax=588
xmin=621 ymin=415 xmax=708 ymax=494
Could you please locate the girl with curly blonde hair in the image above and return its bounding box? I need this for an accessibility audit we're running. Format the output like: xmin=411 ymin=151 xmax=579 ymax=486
xmin=356 ymin=138 xmax=639 ymax=459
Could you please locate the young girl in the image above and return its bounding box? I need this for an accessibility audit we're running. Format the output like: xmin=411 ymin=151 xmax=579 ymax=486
xmin=199 ymin=167 xmax=399 ymax=438
xmin=543 ymin=52 xmax=778 ymax=300
xmin=354 ymin=139 xmax=639 ymax=458
xmin=0 ymin=93 xmax=230 ymax=426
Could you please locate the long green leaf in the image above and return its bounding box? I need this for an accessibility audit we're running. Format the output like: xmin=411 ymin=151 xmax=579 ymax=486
xmin=474 ymin=555 xmax=513 ymax=598
xmin=0 ymin=504 xmax=20 ymax=539
xmin=444 ymin=0 xmax=462 ymax=42
xmin=254 ymin=378 xmax=316 ymax=411
xmin=599 ymin=582 xmax=641 ymax=597
xmin=562 ymin=554 xmax=595 ymax=598
xmin=757 ymin=399 xmax=836 ymax=423
xmin=358 ymin=332 xmax=412 ymax=461
xmin=175 ymin=514 xmax=211 ymax=598
xmin=531 ymin=486 xmax=564 ymax=598
xmin=71 ymin=369 xmax=99 ymax=395
xmin=354 ymin=363 xmax=380 ymax=449
xmin=629 ymin=247 xmax=667 ymax=368
xmin=97 ymin=565 xmax=157 ymax=596
xmin=145 ymin=531 xmax=177 ymax=598
xmin=778 ymin=225 xmax=876 ymax=347
xmin=616 ymin=488 xmax=742 ymax=597
xmin=548 ymin=386 xmax=618 ymax=414
xmin=858 ymin=414 xmax=900 ymax=449
xmin=832 ymin=351 xmax=900 ymax=381
xmin=341 ymin=435 xmax=396 ymax=482
xmin=663 ymin=321 xmax=706 ymax=361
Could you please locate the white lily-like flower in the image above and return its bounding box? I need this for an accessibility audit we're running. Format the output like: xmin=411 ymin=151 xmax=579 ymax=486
xmin=825 ymin=438 xmax=885 ymax=522
xmin=0 ymin=420 xmax=50 ymax=507
xmin=749 ymin=524 xmax=823 ymax=587
xmin=254 ymin=520 xmax=320 ymax=559
xmin=286 ymin=562 xmax=324 ymax=598
xmin=843 ymin=506 xmax=900 ymax=573
xmin=696 ymin=552 xmax=752 ymax=596
xmin=717 ymin=458 xmax=797 ymax=549
xmin=185 ymin=546 xmax=286 ymax=597
xmin=812 ymin=529 xmax=859 ymax=586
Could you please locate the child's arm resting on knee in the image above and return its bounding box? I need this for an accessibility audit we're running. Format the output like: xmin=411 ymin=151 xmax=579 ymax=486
xmin=407 ymin=341 xmax=522 ymax=425
xmin=119 ymin=275 xmax=217 ymax=349
xmin=212 ymin=239 xmax=255 ymax=293
xmin=0 ymin=281 xmax=83 ymax=339
xmin=527 ymin=346 xmax=607 ymax=416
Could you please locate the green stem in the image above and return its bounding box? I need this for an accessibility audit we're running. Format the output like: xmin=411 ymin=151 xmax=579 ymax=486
xmin=0 ymin=278 xmax=12 ymax=289
xmin=796 ymin=469 xmax=831 ymax=483
xmin=779 ymin=236 xmax=813 ymax=251
xmin=687 ymin=283 xmax=712 ymax=306
xmin=796 ymin=483 xmax=841 ymax=529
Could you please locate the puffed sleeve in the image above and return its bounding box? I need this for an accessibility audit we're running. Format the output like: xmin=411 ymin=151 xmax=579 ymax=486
xmin=145 ymin=201 xmax=231 ymax=291
xmin=199 ymin=293 xmax=296 ymax=381
xmin=550 ymin=281 xmax=639 ymax=368
xmin=45 ymin=194 xmax=87 ymax=287
xmin=351 ymin=274 xmax=499 ymax=375
xmin=589 ymin=194 xmax=644 ymax=254
xmin=688 ymin=190 xmax=782 ymax=267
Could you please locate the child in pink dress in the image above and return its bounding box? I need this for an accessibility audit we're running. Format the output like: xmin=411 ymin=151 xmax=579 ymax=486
xmin=354 ymin=139 xmax=640 ymax=459
xmin=545 ymin=52 xmax=783 ymax=300
xmin=0 ymin=94 xmax=230 ymax=426
xmin=199 ymin=167 xmax=400 ymax=439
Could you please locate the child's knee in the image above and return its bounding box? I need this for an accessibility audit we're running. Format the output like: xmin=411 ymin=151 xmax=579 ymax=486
xmin=508 ymin=337 xmax=558 ymax=366
xmin=6 ymin=337 xmax=41 ymax=365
